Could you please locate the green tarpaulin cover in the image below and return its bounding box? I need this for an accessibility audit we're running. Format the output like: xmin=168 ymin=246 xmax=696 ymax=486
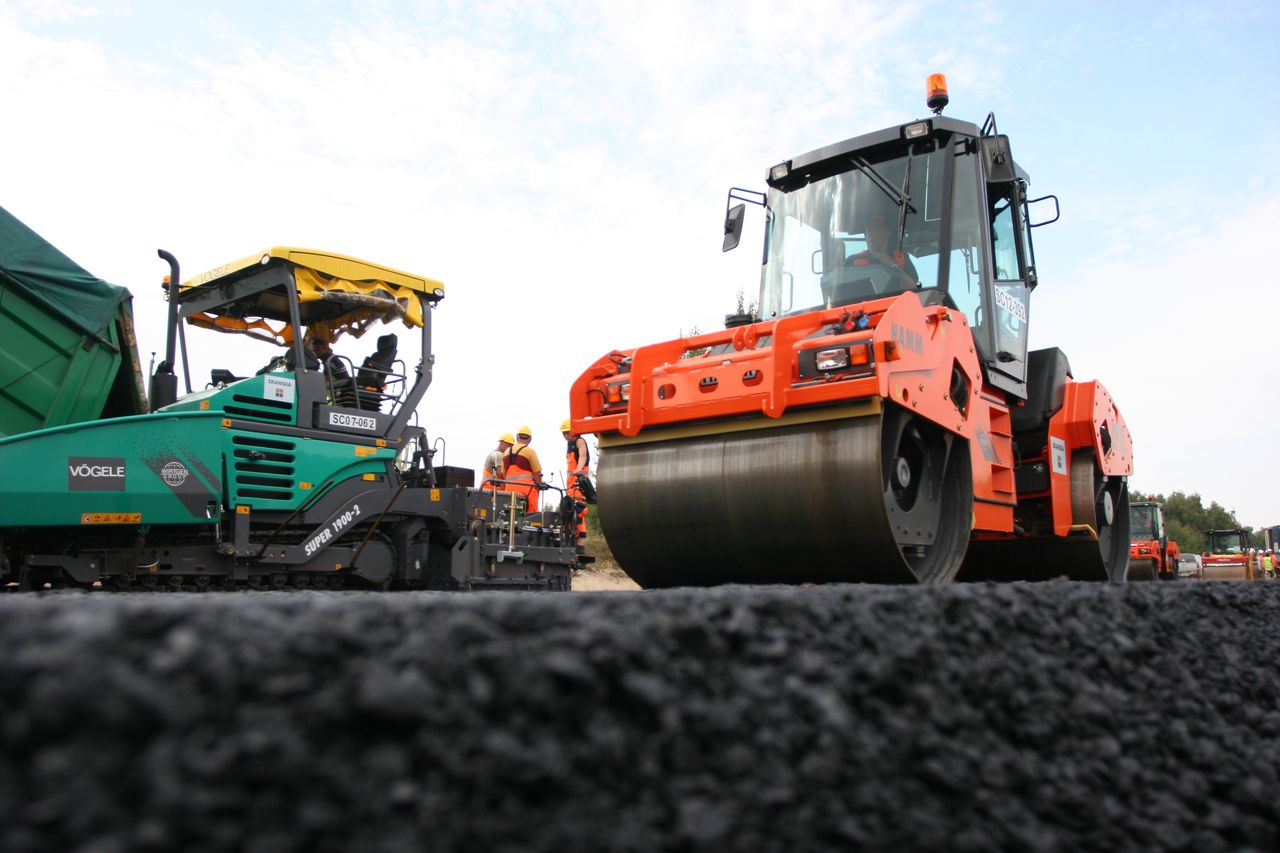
xmin=0 ymin=204 xmax=132 ymax=338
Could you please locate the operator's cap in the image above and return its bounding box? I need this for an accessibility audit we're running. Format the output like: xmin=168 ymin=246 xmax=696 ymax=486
xmin=516 ymin=425 xmax=533 ymax=438
xmin=499 ymin=432 xmax=515 ymax=444
xmin=560 ymin=418 xmax=573 ymax=433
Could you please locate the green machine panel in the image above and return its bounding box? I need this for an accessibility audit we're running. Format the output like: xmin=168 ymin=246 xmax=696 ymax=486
xmin=0 ymin=412 xmax=226 ymax=527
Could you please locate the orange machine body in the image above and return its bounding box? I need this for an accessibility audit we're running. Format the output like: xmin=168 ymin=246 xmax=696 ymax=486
xmin=1129 ymin=538 xmax=1180 ymax=578
xmin=1128 ymin=499 xmax=1180 ymax=580
xmin=1203 ymin=529 xmax=1254 ymax=581
xmin=571 ymin=289 xmax=1132 ymax=540
xmin=1131 ymin=537 xmax=1177 ymax=578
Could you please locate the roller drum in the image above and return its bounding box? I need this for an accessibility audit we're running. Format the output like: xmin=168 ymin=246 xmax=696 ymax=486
xmin=597 ymin=406 xmax=973 ymax=588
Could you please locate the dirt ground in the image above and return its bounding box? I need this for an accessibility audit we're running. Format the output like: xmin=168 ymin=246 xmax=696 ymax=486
xmin=572 ymin=528 xmax=640 ymax=591
xmin=573 ymin=564 xmax=640 ymax=592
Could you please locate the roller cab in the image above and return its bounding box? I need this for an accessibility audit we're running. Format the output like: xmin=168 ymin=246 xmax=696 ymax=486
xmin=571 ymin=79 xmax=1133 ymax=587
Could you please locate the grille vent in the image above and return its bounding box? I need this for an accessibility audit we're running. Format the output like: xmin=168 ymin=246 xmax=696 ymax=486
xmin=232 ymin=434 xmax=295 ymax=501
xmin=224 ymin=393 xmax=294 ymax=424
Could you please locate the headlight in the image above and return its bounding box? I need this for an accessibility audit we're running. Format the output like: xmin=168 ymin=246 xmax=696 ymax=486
xmin=815 ymin=348 xmax=850 ymax=371
xmin=605 ymin=380 xmax=630 ymax=405
xmin=797 ymin=341 xmax=874 ymax=381
xmin=902 ymin=120 xmax=932 ymax=139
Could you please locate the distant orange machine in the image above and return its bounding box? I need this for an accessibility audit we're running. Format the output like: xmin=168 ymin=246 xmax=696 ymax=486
xmin=1203 ymin=529 xmax=1255 ymax=581
xmin=1128 ymin=499 xmax=1180 ymax=581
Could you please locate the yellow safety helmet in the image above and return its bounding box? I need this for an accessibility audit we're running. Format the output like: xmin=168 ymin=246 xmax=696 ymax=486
xmin=560 ymin=418 xmax=573 ymax=433
xmin=499 ymin=433 xmax=515 ymax=444
xmin=516 ymin=425 xmax=533 ymax=438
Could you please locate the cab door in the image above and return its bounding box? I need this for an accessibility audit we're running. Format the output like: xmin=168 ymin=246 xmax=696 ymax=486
xmin=985 ymin=180 xmax=1031 ymax=395
xmin=940 ymin=135 xmax=1032 ymax=400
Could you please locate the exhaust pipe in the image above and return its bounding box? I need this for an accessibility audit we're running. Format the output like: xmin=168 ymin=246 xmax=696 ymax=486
xmin=148 ymin=250 xmax=181 ymax=411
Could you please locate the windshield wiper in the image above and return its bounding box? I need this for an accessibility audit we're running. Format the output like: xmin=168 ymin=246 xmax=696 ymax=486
xmin=893 ymin=155 xmax=913 ymax=258
xmin=850 ymin=154 xmax=917 ymax=266
xmin=849 ymin=156 xmax=917 ymax=217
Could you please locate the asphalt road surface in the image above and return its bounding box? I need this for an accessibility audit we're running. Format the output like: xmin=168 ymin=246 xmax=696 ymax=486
xmin=1 ymin=580 xmax=1277 ymax=852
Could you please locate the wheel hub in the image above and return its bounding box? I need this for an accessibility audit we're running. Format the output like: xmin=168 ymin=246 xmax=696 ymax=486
xmin=1098 ymin=489 xmax=1114 ymax=526
xmin=894 ymin=457 xmax=913 ymax=490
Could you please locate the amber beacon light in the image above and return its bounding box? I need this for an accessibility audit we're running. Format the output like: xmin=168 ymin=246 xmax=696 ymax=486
xmin=926 ymin=73 xmax=949 ymax=114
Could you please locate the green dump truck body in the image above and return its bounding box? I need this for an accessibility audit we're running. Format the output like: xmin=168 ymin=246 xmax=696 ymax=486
xmin=0 ymin=205 xmax=147 ymax=437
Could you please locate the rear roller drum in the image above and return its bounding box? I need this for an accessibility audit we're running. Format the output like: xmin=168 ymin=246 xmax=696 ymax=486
xmin=960 ymin=448 xmax=1130 ymax=582
xmin=1074 ymin=450 xmax=1130 ymax=581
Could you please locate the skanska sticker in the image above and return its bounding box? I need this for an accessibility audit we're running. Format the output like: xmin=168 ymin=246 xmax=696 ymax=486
xmin=264 ymin=374 xmax=295 ymax=404
xmin=1050 ymin=437 xmax=1067 ymax=476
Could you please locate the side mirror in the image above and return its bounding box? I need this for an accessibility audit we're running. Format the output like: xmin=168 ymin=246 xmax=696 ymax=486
xmin=980 ymin=134 xmax=1016 ymax=184
xmin=723 ymin=203 xmax=746 ymax=252
xmin=210 ymin=368 xmax=239 ymax=387
xmin=1027 ymin=194 xmax=1061 ymax=228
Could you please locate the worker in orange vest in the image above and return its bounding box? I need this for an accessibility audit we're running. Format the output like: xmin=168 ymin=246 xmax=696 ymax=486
xmin=504 ymin=426 xmax=543 ymax=512
xmin=562 ymin=418 xmax=591 ymax=540
xmin=481 ymin=433 xmax=514 ymax=492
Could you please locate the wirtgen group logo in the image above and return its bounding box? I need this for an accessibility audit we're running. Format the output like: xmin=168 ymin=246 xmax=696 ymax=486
xmin=161 ymin=461 xmax=189 ymax=487
xmin=68 ymin=457 xmax=126 ymax=491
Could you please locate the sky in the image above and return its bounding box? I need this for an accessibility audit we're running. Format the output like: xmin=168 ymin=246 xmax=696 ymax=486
xmin=3 ymin=0 xmax=1279 ymax=528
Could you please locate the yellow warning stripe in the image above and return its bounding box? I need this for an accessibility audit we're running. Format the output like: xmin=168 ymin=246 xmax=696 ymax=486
xmin=599 ymin=398 xmax=882 ymax=448
xmin=81 ymin=513 xmax=142 ymax=525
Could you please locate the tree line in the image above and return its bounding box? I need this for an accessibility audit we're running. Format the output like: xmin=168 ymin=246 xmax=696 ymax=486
xmin=1131 ymin=488 xmax=1274 ymax=554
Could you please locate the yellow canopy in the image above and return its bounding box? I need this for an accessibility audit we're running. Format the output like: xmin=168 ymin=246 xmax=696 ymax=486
xmin=182 ymin=247 xmax=444 ymax=343
xmin=185 ymin=247 xmax=445 ymax=297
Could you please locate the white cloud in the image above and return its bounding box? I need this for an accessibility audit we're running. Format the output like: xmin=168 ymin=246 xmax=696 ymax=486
xmin=5 ymin=0 xmax=108 ymax=25
xmin=1034 ymin=193 xmax=1280 ymax=528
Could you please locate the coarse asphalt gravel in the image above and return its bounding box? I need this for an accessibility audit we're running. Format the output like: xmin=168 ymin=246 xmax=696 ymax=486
xmin=1 ymin=580 xmax=1278 ymax=852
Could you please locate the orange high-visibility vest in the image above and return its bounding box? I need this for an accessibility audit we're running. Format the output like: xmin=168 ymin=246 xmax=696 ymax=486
xmin=505 ymin=445 xmax=539 ymax=512
xmin=565 ymin=438 xmax=590 ymax=537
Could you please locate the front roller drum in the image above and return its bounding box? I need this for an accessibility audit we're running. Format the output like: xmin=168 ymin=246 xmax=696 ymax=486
xmin=596 ymin=404 xmax=973 ymax=588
